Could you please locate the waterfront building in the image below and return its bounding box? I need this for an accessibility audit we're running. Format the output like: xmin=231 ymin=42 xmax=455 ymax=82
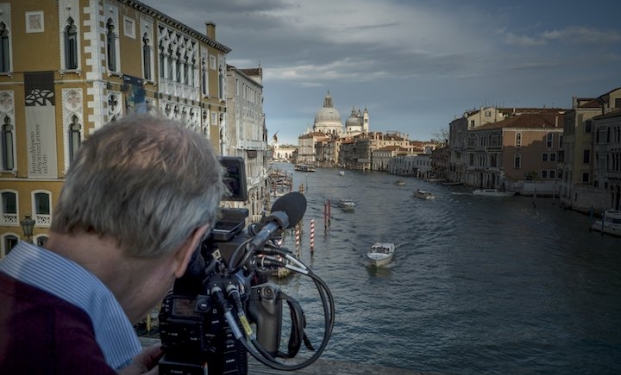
xmin=559 ymin=87 xmax=621 ymax=212
xmin=593 ymin=108 xmax=621 ymax=210
xmin=373 ymin=146 xmax=409 ymax=172
xmin=314 ymin=134 xmax=340 ymax=167
xmin=431 ymin=145 xmax=450 ymax=181
xmin=466 ymin=110 xmax=566 ymax=193
xmin=297 ymin=131 xmax=327 ymax=165
xmin=271 ymin=143 xmax=296 ymax=162
xmin=224 ymin=65 xmax=270 ymax=223
xmin=0 ymin=0 xmax=232 ymax=257
xmin=448 ymin=107 xmax=508 ymax=183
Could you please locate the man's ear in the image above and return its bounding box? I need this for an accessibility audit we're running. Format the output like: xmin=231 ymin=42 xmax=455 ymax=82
xmin=173 ymin=224 xmax=210 ymax=278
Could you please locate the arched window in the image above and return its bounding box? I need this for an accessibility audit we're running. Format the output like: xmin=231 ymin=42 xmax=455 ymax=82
xmin=175 ymin=48 xmax=182 ymax=82
xmin=69 ymin=115 xmax=81 ymax=163
xmin=36 ymin=236 xmax=48 ymax=247
xmin=2 ymin=234 xmax=19 ymax=257
xmin=218 ymin=64 xmax=224 ymax=99
xmin=1 ymin=190 xmax=17 ymax=225
xmin=65 ymin=18 xmax=78 ymax=69
xmin=106 ymin=19 xmax=116 ymax=71
xmin=142 ymin=33 xmax=151 ymax=80
xmin=0 ymin=22 xmax=10 ymax=73
xmin=158 ymin=38 xmax=166 ymax=79
xmin=1 ymin=117 xmax=14 ymax=170
xmin=167 ymin=45 xmax=173 ymax=80
xmin=201 ymin=57 xmax=207 ymax=96
xmin=33 ymin=191 xmax=51 ymax=226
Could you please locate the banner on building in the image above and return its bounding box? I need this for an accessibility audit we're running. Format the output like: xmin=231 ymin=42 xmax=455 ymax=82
xmin=123 ymin=74 xmax=146 ymax=113
xmin=25 ymin=71 xmax=58 ymax=178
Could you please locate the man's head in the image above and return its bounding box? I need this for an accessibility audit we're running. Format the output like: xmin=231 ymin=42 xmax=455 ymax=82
xmin=51 ymin=113 xmax=225 ymax=259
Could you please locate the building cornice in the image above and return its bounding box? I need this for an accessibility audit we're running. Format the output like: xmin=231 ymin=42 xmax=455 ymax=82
xmin=122 ymin=0 xmax=232 ymax=53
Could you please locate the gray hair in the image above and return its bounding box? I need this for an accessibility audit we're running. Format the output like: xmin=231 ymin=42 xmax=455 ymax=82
xmin=51 ymin=113 xmax=225 ymax=258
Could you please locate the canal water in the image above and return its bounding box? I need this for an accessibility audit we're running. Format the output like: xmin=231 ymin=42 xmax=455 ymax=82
xmin=269 ymin=163 xmax=621 ymax=375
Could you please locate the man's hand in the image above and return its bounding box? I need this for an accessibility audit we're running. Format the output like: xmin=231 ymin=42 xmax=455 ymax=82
xmin=118 ymin=345 xmax=163 ymax=375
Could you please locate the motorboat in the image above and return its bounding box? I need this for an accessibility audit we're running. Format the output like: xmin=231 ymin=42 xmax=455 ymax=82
xmin=591 ymin=209 xmax=621 ymax=237
xmin=339 ymin=170 xmax=345 ymax=176
xmin=413 ymin=189 xmax=435 ymax=200
xmin=395 ymin=180 xmax=406 ymax=186
xmin=472 ymin=188 xmax=514 ymax=197
xmin=337 ymin=199 xmax=356 ymax=211
xmin=367 ymin=242 xmax=395 ymax=267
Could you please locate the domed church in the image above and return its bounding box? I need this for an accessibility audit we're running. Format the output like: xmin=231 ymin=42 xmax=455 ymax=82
xmin=313 ymin=91 xmax=343 ymax=135
xmin=345 ymin=106 xmax=369 ymax=135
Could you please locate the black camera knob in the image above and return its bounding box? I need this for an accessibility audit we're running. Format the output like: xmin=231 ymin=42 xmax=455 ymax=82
xmin=197 ymin=297 xmax=210 ymax=312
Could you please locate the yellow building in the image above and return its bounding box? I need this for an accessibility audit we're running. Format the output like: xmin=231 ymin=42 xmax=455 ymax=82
xmin=0 ymin=0 xmax=231 ymax=256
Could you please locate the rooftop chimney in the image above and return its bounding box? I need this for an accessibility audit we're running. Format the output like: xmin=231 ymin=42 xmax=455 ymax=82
xmin=206 ymin=22 xmax=216 ymax=39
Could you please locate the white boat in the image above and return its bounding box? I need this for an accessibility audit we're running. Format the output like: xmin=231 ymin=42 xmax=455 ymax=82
xmin=367 ymin=242 xmax=395 ymax=267
xmin=472 ymin=188 xmax=514 ymax=197
xmin=413 ymin=189 xmax=435 ymax=200
xmin=591 ymin=209 xmax=621 ymax=237
xmin=339 ymin=170 xmax=345 ymax=176
xmin=337 ymin=198 xmax=356 ymax=211
xmin=395 ymin=180 xmax=406 ymax=186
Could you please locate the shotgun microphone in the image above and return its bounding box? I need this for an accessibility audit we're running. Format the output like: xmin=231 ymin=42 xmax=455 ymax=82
xmin=249 ymin=192 xmax=307 ymax=250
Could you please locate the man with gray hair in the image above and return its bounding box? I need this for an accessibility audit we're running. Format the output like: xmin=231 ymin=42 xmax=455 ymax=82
xmin=0 ymin=113 xmax=225 ymax=374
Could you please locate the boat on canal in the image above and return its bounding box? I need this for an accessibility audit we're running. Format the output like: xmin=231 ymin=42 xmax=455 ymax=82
xmin=366 ymin=242 xmax=395 ymax=267
xmin=294 ymin=164 xmax=316 ymax=172
xmin=337 ymin=198 xmax=356 ymax=211
xmin=413 ymin=189 xmax=435 ymax=200
xmin=591 ymin=209 xmax=621 ymax=237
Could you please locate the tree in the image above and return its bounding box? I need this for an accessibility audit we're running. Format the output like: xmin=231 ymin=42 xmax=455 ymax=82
xmin=431 ymin=127 xmax=449 ymax=144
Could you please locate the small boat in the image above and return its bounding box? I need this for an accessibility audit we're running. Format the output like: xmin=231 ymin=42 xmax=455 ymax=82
xmin=472 ymin=188 xmax=514 ymax=197
xmin=413 ymin=189 xmax=435 ymax=200
xmin=591 ymin=209 xmax=621 ymax=237
xmin=367 ymin=242 xmax=395 ymax=267
xmin=295 ymin=164 xmax=316 ymax=172
xmin=339 ymin=170 xmax=345 ymax=176
xmin=337 ymin=199 xmax=356 ymax=211
xmin=395 ymin=180 xmax=406 ymax=186
xmin=441 ymin=181 xmax=463 ymax=186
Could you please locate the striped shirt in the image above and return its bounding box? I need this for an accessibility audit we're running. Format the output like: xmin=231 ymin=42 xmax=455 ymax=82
xmin=0 ymin=241 xmax=142 ymax=370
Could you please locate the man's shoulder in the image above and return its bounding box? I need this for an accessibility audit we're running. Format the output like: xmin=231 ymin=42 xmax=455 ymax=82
xmin=0 ymin=272 xmax=115 ymax=374
xmin=0 ymin=271 xmax=90 ymax=318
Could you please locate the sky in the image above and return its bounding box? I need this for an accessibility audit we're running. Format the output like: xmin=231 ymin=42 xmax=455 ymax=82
xmin=139 ymin=0 xmax=621 ymax=145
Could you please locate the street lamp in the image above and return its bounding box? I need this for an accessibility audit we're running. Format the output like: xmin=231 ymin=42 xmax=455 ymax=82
xmin=20 ymin=214 xmax=36 ymax=243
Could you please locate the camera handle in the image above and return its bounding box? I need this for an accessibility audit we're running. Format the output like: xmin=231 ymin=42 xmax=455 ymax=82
xmin=248 ymin=283 xmax=282 ymax=357
xmin=280 ymin=291 xmax=315 ymax=358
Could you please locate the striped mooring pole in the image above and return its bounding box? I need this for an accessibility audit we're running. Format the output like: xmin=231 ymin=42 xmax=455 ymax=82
xmin=310 ymin=219 xmax=315 ymax=254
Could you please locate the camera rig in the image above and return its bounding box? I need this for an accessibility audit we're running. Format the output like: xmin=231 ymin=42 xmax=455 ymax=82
xmin=158 ymin=157 xmax=335 ymax=375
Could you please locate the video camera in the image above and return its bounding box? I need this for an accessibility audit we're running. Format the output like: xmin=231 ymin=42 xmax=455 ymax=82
xmin=158 ymin=157 xmax=335 ymax=375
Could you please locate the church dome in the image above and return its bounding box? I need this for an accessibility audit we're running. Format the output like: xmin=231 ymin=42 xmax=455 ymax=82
xmin=315 ymin=107 xmax=341 ymax=123
xmin=346 ymin=108 xmax=362 ymax=128
xmin=314 ymin=93 xmax=341 ymax=124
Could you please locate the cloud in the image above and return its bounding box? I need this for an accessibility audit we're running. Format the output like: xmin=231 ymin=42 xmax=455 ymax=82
xmin=505 ymin=26 xmax=621 ymax=47
xmin=139 ymin=0 xmax=621 ymax=144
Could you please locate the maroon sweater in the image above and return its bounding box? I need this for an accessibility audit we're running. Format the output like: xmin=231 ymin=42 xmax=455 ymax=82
xmin=0 ymin=272 xmax=117 ymax=374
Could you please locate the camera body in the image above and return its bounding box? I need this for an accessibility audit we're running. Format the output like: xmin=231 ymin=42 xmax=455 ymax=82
xmin=158 ymin=156 xmax=282 ymax=375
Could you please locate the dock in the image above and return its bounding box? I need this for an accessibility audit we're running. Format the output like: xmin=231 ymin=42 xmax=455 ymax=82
xmin=139 ymin=337 xmax=440 ymax=375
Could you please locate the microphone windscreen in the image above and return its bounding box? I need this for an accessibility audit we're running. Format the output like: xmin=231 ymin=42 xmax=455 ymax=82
xmin=271 ymin=192 xmax=307 ymax=229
